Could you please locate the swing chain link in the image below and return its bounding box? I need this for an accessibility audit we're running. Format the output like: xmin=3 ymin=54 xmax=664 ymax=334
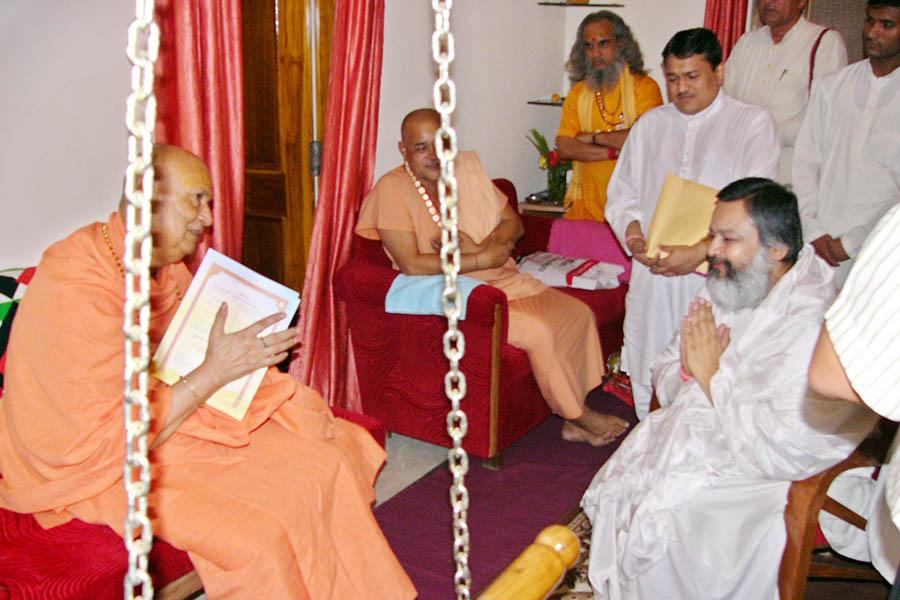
xmin=123 ymin=1 xmax=159 ymax=598
xmin=432 ymin=2 xmax=471 ymax=599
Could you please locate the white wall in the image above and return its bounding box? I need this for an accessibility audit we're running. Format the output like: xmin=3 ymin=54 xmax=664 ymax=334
xmin=2 ymin=1 xmax=707 ymax=266
xmin=376 ymin=1 xmax=567 ymax=198
xmin=1 ymin=2 xmax=133 ymax=267
xmin=376 ymin=0 xmax=707 ymax=199
xmin=563 ymin=0 xmax=707 ymax=95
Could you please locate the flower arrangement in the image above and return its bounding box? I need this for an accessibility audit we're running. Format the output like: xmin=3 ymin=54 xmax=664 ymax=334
xmin=527 ymin=128 xmax=570 ymax=205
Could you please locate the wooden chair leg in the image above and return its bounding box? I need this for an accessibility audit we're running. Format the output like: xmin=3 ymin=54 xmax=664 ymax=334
xmin=779 ymin=472 xmax=828 ymax=600
xmin=158 ymin=570 xmax=203 ymax=600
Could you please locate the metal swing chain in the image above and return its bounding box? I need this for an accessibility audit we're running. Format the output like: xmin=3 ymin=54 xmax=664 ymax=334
xmin=432 ymin=2 xmax=471 ymax=598
xmin=123 ymin=1 xmax=159 ymax=598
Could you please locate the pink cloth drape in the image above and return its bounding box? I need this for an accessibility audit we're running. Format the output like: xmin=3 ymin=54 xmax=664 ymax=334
xmin=155 ymin=0 xmax=245 ymax=262
xmin=704 ymin=0 xmax=749 ymax=62
xmin=289 ymin=0 xmax=386 ymax=411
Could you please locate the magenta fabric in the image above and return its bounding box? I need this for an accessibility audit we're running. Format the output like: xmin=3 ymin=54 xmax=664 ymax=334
xmin=704 ymin=0 xmax=750 ymax=61
xmin=290 ymin=0 xmax=386 ymax=412
xmin=547 ymin=219 xmax=633 ymax=283
xmin=374 ymin=389 xmax=638 ymax=598
xmin=154 ymin=0 xmax=246 ymax=264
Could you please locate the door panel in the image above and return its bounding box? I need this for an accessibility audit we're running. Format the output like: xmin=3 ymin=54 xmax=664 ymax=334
xmin=242 ymin=0 xmax=332 ymax=292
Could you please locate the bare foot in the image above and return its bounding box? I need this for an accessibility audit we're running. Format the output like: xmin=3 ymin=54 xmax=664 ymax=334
xmin=561 ymin=414 xmax=629 ymax=447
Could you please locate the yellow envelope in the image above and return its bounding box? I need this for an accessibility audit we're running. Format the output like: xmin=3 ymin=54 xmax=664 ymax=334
xmin=645 ymin=173 xmax=718 ymax=274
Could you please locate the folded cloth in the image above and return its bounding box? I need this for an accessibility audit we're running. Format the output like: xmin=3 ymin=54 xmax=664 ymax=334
xmin=547 ymin=219 xmax=631 ymax=283
xmin=517 ymin=252 xmax=623 ymax=290
xmin=385 ymin=274 xmax=484 ymax=320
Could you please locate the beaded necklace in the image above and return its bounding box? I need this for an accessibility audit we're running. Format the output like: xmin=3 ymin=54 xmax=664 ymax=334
xmin=101 ymin=224 xmax=127 ymax=276
xmin=404 ymin=162 xmax=441 ymax=228
xmin=594 ymin=82 xmax=625 ymax=130
xmin=101 ymin=223 xmax=183 ymax=302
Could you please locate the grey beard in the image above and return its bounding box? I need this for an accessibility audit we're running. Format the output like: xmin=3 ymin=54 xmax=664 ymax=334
xmin=587 ymin=61 xmax=623 ymax=92
xmin=707 ymin=249 xmax=773 ymax=312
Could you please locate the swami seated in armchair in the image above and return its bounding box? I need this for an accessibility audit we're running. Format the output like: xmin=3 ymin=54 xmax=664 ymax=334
xmin=354 ymin=108 xmax=629 ymax=447
xmin=0 ymin=145 xmax=414 ymax=599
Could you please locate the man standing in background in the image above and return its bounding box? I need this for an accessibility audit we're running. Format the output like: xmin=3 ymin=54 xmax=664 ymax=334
xmin=556 ymin=11 xmax=662 ymax=222
xmin=726 ymin=0 xmax=847 ymax=184
xmin=792 ymin=0 xmax=900 ymax=287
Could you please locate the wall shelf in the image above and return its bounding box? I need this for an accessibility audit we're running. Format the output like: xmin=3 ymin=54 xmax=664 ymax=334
xmin=528 ymin=98 xmax=565 ymax=107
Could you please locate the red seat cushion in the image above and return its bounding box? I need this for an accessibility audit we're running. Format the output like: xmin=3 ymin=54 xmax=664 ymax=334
xmin=0 ymin=503 xmax=194 ymax=599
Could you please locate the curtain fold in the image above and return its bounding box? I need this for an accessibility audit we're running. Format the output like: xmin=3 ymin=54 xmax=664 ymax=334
xmin=289 ymin=0 xmax=386 ymax=411
xmin=155 ymin=0 xmax=245 ymax=262
xmin=704 ymin=0 xmax=750 ymax=62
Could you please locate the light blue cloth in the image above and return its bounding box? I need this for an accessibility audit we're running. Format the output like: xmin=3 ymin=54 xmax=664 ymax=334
xmin=385 ymin=274 xmax=484 ymax=320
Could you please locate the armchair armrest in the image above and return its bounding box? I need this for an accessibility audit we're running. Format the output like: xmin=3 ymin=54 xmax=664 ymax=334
xmin=334 ymin=260 xmax=509 ymax=331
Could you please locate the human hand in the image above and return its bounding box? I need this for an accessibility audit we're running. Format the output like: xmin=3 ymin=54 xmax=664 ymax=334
xmin=810 ymin=234 xmax=839 ymax=266
xmin=828 ymin=236 xmax=849 ymax=263
xmin=681 ymin=299 xmax=729 ymax=398
xmin=575 ymin=132 xmax=596 ymax=145
xmin=625 ymin=222 xmax=657 ymax=268
xmin=477 ymin=237 xmax=512 ymax=270
xmin=200 ymin=303 xmax=299 ymax=390
xmin=652 ymin=243 xmax=706 ymax=276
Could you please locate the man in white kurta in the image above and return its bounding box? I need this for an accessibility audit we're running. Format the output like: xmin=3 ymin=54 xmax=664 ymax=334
xmin=583 ymin=178 xmax=878 ymax=600
xmin=792 ymin=2 xmax=900 ymax=288
xmin=725 ymin=2 xmax=847 ymax=183
xmin=606 ymin=28 xmax=778 ymax=418
xmin=811 ymin=203 xmax=900 ymax=587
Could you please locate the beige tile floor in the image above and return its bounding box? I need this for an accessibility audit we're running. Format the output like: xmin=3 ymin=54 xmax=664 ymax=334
xmin=375 ymin=433 xmax=448 ymax=506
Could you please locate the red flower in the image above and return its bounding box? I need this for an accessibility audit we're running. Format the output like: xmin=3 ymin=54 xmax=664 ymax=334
xmin=548 ymin=150 xmax=560 ymax=167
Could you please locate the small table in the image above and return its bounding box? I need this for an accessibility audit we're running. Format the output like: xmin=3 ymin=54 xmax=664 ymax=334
xmin=519 ymin=200 xmax=567 ymax=218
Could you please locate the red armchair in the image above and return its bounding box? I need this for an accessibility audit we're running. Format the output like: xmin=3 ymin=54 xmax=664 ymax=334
xmin=335 ymin=179 xmax=627 ymax=460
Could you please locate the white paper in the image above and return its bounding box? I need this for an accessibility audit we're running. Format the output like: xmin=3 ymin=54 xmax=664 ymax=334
xmin=519 ymin=251 xmax=623 ymax=290
xmin=151 ymin=249 xmax=300 ymax=421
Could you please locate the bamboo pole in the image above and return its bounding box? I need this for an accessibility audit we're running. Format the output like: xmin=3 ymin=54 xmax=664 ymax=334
xmin=478 ymin=525 xmax=580 ymax=600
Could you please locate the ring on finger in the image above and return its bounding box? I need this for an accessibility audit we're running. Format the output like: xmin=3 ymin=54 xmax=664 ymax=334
xmin=261 ymin=337 xmax=269 ymax=349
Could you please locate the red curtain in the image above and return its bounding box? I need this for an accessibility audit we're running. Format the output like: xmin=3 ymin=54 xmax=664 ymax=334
xmin=704 ymin=0 xmax=750 ymax=62
xmin=289 ymin=0 xmax=386 ymax=411
xmin=154 ymin=0 xmax=245 ymax=262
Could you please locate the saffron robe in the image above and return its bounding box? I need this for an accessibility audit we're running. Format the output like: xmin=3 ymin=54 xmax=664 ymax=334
xmin=0 ymin=214 xmax=416 ymax=600
xmin=605 ymin=91 xmax=779 ymax=418
xmin=356 ymin=151 xmax=603 ymax=419
xmin=557 ymin=70 xmax=662 ymax=222
xmin=581 ymin=247 xmax=878 ymax=599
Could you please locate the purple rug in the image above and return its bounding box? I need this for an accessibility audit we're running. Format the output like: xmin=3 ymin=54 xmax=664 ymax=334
xmin=375 ymin=388 xmax=637 ymax=599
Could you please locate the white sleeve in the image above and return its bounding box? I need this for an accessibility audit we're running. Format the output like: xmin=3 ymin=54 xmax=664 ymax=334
xmin=778 ymin=30 xmax=847 ymax=148
xmin=792 ymin=78 xmax=831 ymax=242
xmin=741 ymin=109 xmax=780 ymax=180
xmin=605 ymin=123 xmax=645 ymax=252
xmin=826 ymin=204 xmax=900 ymax=420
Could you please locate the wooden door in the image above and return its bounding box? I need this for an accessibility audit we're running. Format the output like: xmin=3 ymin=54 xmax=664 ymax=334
xmin=241 ymin=0 xmax=334 ymax=292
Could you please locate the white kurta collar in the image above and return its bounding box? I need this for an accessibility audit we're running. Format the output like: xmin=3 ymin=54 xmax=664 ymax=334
xmin=677 ymin=88 xmax=726 ymax=123
xmin=771 ymin=15 xmax=810 ymax=45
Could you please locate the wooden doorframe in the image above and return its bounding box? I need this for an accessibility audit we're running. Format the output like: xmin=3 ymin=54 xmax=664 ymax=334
xmin=242 ymin=0 xmax=334 ymax=292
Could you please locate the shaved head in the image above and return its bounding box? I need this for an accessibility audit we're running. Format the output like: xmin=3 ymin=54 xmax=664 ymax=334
xmin=400 ymin=108 xmax=440 ymax=142
xmin=398 ymin=108 xmax=442 ymax=186
xmin=117 ymin=144 xmax=214 ymax=268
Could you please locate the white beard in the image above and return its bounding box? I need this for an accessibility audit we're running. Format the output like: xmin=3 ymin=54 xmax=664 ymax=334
xmin=707 ymin=249 xmax=773 ymax=312
xmin=588 ymin=60 xmax=623 ymax=92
